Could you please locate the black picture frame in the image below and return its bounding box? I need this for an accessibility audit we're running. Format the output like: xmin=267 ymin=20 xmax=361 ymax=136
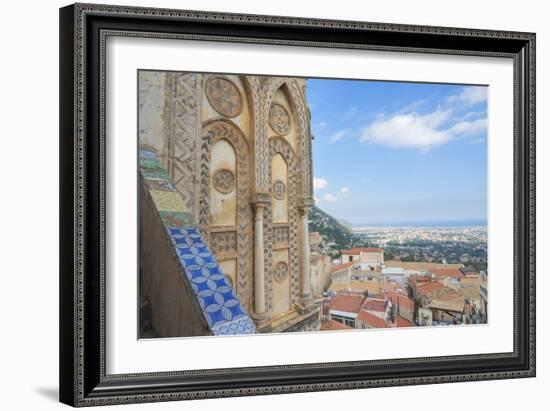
xmin=59 ymin=3 xmax=536 ymax=407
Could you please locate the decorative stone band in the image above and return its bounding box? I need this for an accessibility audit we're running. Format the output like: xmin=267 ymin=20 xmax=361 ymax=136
xmin=139 ymin=145 xmax=257 ymax=336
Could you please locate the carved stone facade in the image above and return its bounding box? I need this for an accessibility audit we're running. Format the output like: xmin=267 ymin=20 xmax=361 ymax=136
xmin=139 ymin=71 xmax=318 ymax=333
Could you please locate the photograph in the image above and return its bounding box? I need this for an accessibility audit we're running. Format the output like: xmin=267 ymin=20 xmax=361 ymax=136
xmin=55 ymin=2 xmax=537 ymax=406
xmin=138 ymin=71 xmax=489 ymax=338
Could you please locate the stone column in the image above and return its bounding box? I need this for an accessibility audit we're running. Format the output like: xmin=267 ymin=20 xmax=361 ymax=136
xmin=252 ymin=202 xmax=268 ymax=323
xmin=299 ymin=207 xmax=312 ymax=304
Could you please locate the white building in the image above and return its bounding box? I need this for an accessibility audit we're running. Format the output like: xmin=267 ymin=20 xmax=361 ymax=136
xmin=340 ymin=247 xmax=384 ymax=271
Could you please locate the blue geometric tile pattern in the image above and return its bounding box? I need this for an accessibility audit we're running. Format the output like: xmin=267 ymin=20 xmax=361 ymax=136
xmin=139 ymin=145 xmax=257 ymax=336
xmin=139 ymin=147 xmax=158 ymax=160
xmin=167 ymin=227 xmax=256 ymax=333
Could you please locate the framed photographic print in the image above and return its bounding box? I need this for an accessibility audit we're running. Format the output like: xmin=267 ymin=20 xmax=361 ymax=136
xmin=59 ymin=3 xmax=536 ymax=407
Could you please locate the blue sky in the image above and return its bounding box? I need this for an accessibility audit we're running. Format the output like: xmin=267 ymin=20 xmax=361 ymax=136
xmin=306 ymin=78 xmax=488 ymax=226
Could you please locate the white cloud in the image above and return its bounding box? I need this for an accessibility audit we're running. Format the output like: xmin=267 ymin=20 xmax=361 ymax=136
xmin=446 ymin=87 xmax=487 ymax=106
xmin=396 ymin=99 xmax=428 ymax=114
xmin=456 ymin=110 xmax=486 ymax=121
xmin=447 ymin=118 xmax=487 ymax=137
xmin=323 ymin=187 xmax=350 ymax=202
xmin=360 ymin=110 xmax=452 ymax=150
xmin=313 ymin=177 xmax=328 ymax=191
xmin=344 ymin=106 xmax=358 ymax=120
xmin=314 ymin=121 xmax=327 ymax=131
xmin=360 ymin=109 xmax=487 ymax=151
xmin=328 ymin=129 xmax=347 ymax=144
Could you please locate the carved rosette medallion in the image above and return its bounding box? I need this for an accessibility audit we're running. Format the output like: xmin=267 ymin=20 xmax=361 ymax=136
xmin=205 ymin=77 xmax=242 ymax=118
xmin=269 ymin=103 xmax=291 ymax=136
xmin=212 ymin=168 xmax=235 ymax=194
xmin=272 ymin=179 xmax=286 ymax=200
xmin=274 ymin=261 xmax=289 ymax=283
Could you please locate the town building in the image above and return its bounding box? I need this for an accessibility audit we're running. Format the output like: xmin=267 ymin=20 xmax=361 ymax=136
xmin=310 ymin=254 xmax=332 ymax=297
xmin=362 ymin=297 xmax=389 ymax=319
xmin=328 ymin=279 xmax=381 ymax=296
xmin=309 ymin=231 xmax=325 ymax=254
xmin=320 ymin=319 xmax=353 ymax=331
xmin=340 ymin=247 xmax=384 ymax=270
xmin=327 ymin=294 xmax=365 ymax=328
xmin=384 ymin=291 xmax=415 ymax=324
xmin=356 ymin=310 xmax=388 ymax=329
xmin=330 ymin=261 xmax=355 ymax=284
xmin=381 ymin=266 xmax=407 ymax=287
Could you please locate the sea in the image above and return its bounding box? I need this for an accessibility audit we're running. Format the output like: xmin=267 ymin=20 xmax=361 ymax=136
xmin=353 ymin=219 xmax=487 ymax=229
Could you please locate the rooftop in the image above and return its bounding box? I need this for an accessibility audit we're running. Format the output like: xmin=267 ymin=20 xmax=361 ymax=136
xmin=428 ymin=298 xmax=465 ymax=313
xmin=429 ymin=268 xmax=463 ymax=279
xmin=386 ymin=261 xmax=464 ymax=272
xmin=382 ymin=267 xmax=406 ymax=275
xmin=329 ymin=280 xmax=381 ymax=296
xmin=357 ymin=310 xmax=388 ymax=328
xmin=395 ymin=316 xmax=414 ymax=327
xmin=320 ymin=319 xmax=353 ymax=331
xmin=329 ymin=294 xmax=366 ymax=314
xmin=331 ymin=261 xmax=354 ymax=273
xmin=384 ymin=291 xmax=415 ymax=311
xmin=428 ymin=287 xmax=463 ymax=302
xmin=362 ymin=298 xmax=387 ymax=313
xmin=416 ymin=280 xmax=445 ymax=296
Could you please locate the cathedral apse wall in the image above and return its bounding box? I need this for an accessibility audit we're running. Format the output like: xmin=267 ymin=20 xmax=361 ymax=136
xmin=138 ymin=71 xmax=318 ymax=333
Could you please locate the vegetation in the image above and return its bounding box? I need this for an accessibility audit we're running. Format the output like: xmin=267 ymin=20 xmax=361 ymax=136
xmin=308 ymin=206 xmax=370 ymax=252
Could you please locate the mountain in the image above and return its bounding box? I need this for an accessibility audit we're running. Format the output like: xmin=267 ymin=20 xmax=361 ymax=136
xmin=308 ymin=206 xmax=362 ymax=251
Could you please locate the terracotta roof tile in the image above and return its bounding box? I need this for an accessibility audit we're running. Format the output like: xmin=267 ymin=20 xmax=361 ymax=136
xmin=320 ymin=319 xmax=353 ymax=331
xmin=430 ymin=268 xmax=464 ymax=279
xmin=362 ymin=298 xmax=387 ymax=312
xmin=384 ymin=292 xmax=415 ymax=311
xmin=331 ymin=261 xmax=354 ymax=273
xmin=416 ymin=281 xmax=445 ymax=296
xmin=395 ymin=316 xmax=414 ymax=327
xmin=357 ymin=310 xmax=388 ymax=328
xmin=329 ymin=294 xmax=365 ymax=314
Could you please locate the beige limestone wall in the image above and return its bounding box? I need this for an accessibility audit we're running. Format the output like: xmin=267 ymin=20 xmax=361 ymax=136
xmin=269 ymin=87 xmax=298 ymax=151
xmin=138 ymin=71 xmax=166 ymax=154
xmin=210 ymin=139 xmax=237 ymax=226
xmin=271 ymin=153 xmax=288 ymax=224
xmin=219 ymin=259 xmax=237 ymax=290
xmin=201 ymin=74 xmax=251 ymax=139
xmin=272 ymin=248 xmax=291 ymax=317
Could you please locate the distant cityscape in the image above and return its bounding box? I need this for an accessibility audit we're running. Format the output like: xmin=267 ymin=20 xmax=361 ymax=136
xmin=353 ymin=225 xmax=487 ymax=272
xmin=308 ymin=209 xmax=488 ymax=331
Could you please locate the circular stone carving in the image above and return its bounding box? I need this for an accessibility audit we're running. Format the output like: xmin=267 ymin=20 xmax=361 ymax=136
xmin=269 ymin=103 xmax=291 ymax=136
xmin=205 ymin=77 xmax=242 ymax=118
xmin=212 ymin=168 xmax=235 ymax=194
xmin=272 ymin=179 xmax=286 ymax=200
xmin=274 ymin=261 xmax=289 ymax=282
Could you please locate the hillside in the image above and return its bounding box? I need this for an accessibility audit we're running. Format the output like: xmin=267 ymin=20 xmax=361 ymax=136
xmin=308 ymin=206 xmax=365 ymax=252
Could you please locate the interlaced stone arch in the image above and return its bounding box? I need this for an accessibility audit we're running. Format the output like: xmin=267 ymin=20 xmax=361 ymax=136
xmin=199 ymin=119 xmax=253 ymax=308
xmin=262 ymin=78 xmax=313 ymax=205
xmin=265 ymin=136 xmax=300 ymax=311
